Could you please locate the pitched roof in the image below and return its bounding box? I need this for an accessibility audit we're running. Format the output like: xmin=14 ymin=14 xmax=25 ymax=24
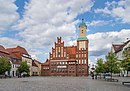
xmin=112 ymin=44 xmax=123 ymax=53
xmin=113 ymin=40 xmax=130 ymax=53
xmin=66 ymin=46 xmax=77 ymax=59
xmin=0 ymin=45 xmax=9 ymax=55
xmin=0 ymin=45 xmax=21 ymax=60
xmin=16 ymin=46 xmax=29 ymax=55
xmin=6 ymin=46 xmax=29 ymax=55
xmin=33 ymin=59 xmax=41 ymax=64
xmin=32 ymin=60 xmax=38 ymax=67
xmin=66 ymin=46 xmax=76 ymax=55
xmin=6 ymin=46 xmax=30 ymax=60
xmin=42 ymin=59 xmax=50 ymax=65
xmin=0 ymin=45 xmax=5 ymax=50
xmin=9 ymin=52 xmax=20 ymax=59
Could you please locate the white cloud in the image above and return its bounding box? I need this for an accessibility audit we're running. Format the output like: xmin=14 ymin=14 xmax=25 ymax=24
xmin=14 ymin=0 xmax=93 ymax=29
xmin=88 ymin=29 xmax=130 ymax=56
xmin=0 ymin=37 xmax=24 ymax=47
xmin=11 ymin=0 xmax=94 ymax=61
xmin=86 ymin=20 xmax=112 ymax=26
xmin=0 ymin=0 xmax=19 ymax=30
xmin=0 ymin=37 xmax=46 ymax=61
xmin=94 ymin=0 xmax=130 ymax=24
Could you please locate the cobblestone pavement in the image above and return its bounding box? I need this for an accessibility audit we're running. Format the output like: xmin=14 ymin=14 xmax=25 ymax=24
xmin=0 ymin=76 xmax=130 ymax=91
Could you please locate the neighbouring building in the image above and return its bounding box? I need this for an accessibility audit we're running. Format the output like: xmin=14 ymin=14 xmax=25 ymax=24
xmin=41 ymin=20 xmax=89 ymax=76
xmin=0 ymin=45 xmax=41 ymax=76
xmin=6 ymin=46 xmax=33 ymax=76
xmin=0 ymin=45 xmax=20 ymax=77
xmin=8 ymin=51 xmax=21 ymax=77
xmin=111 ymin=39 xmax=130 ymax=60
xmin=111 ymin=39 xmax=130 ymax=76
xmin=31 ymin=59 xmax=41 ymax=76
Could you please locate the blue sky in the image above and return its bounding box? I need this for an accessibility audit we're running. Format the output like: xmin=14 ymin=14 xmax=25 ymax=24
xmin=0 ymin=0 xmax=130 ymax=64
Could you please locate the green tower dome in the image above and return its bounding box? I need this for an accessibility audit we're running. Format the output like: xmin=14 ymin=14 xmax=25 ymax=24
xmin=77 ymin=19 xmax=88 ymax=40
xmin=79 ymin=21 xmax=87 ymax=28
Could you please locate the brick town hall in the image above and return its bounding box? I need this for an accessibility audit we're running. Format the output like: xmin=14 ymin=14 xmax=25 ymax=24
xmin=41 ymin=20 xmax=89 ymax=76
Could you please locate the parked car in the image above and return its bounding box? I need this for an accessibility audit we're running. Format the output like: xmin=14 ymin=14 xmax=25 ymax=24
xmin=103 ymin=73 xmax=111 ymax=76
xmin=22 ymin=74 xmax=30 ymax=77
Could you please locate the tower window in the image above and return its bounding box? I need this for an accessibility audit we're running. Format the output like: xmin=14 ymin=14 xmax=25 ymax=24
xmin=82 ymin=30 xmax=83 ymax=33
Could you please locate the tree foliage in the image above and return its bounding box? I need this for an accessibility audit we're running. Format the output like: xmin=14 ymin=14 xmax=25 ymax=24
xmin=105 ymin=52 xmax=121 ymax=74
xmin=17 ymin=61 xmax=30 ymax=74
xmin=95 ymin=58 xmax=105 ymax=74
xmin=121 ymin=47 xmax=130 ymax=71
xmin=0 ymin=57 xmax=11 ymax=75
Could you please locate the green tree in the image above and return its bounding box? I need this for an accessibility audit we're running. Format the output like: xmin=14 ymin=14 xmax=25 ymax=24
xmin=17 ymin=61 xmax=30 ymax=75
xmin=105 ymin=52 xmax=121 ymax=79
xmin=0 ymin=57 xmax=11 ymax=75
xmin=95 ymin=58 xmax=106 ymax=78
xmin=121 ymin=47 xmax=130 ymax=75
xmin=95 ymin=58 xmax=105 ymax=74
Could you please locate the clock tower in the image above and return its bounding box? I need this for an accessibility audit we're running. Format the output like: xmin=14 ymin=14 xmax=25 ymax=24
xmin=76 ymin=19 xmax=89 ymax=76
xmin=77 ymin=19 xmax=88 ymax=50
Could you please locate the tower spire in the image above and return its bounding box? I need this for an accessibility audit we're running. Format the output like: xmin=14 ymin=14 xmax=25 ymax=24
xmin=82 ymin=18 xmax=84 ymax=22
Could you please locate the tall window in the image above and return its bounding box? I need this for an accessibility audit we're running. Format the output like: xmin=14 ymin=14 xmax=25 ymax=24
xmin=84 ymin=59 xmax=86 ymax=64
xmin=56 ymin=47 xmax=57 ymax=57
xmin=64 ymin=52 xmax=66 ymax=57
xmin=82 ymin=60 xmax=83 ymax=64
xmin=58 ymin=52 xmax=60 ymax=57
xmin=61 ymin=47 xmax=63 ymax=57
xmin=79 ymin=60 xmax=80 ymax=64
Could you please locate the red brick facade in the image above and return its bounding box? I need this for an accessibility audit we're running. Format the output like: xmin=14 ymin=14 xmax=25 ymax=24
xmin=41 ymin=20 xmax=89 ymax=76
xmin=41 ymin=37 xmax=89 ymax=76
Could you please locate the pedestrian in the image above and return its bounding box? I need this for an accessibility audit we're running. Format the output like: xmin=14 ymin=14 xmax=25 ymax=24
xmin=91 ymin=72 xmax=94 ymax=79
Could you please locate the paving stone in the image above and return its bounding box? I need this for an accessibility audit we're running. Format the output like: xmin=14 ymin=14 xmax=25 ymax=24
xmin=0 ymin=77 xmax=130 ymax=91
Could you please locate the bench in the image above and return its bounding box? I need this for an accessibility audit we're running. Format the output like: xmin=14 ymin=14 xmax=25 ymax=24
xmin=0 ymin=75 xmax=5 ymax=79
xmin=122 ymin=81 xmax=130 ymax=85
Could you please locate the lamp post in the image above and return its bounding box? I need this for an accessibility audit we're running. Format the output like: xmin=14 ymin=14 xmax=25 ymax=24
xmin=91 ymin=64 xmax=95 ymax=79
xmin=88 ymin=64 xmax=90 ymax=75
